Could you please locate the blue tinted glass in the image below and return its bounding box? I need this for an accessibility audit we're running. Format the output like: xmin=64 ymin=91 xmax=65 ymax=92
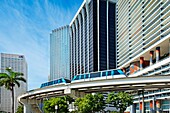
xmin=72 ymin=76 xmax=76 ymax=80
xmin=84 ymin=74 xmax=86 ymax=79
xmin=74 ymin=76 xmax=79 ymax=80
xmin=49 ymin=81 xmax=53 ymax=85
xmin=79 ymin=75 xmax=81 ymax=80
xmin=62 ymin=78 xmax=66 ymax=83
xmin=54 ymin=80 xmax=58 ymax=84
xmin=108 ymin=71 xmax=112 ymax=76
xmin=91 ymin=72 xmax=100 ymax=78
xmin=85 ymin=74 xmax=89 ymax=78
xmin=81 ymin=74 xmax=85 ymax=79
xmin=114 ymin=70 xmax=119 ymax=75
xmin=58 ymin=79 xmax=61 ymax=83
xmin=111 ymin=70 xmax=114 ymax=75
xmin=117 ymin=70 xmax=124 ymax=74
xmin=102 ymin=72 xmax=106 ymax=76
xmin=106 ymin=71 xmax=108 ymax=76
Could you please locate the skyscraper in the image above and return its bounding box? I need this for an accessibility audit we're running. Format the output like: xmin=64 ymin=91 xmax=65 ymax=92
xmin=116 ymin=0 xmax=169 ymax=74
xmin=50 ymin=25 xmax=70 ymax=81
xmin=0 ymin=53 xmax=27 ymax=113
xmin=116 ymin=0 xmax=170 ymax=112
xmin=70 ymin=0 xmax=117 ymax=78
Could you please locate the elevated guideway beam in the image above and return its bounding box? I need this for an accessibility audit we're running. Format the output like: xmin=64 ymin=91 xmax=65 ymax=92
xmin=18 ymin=74 xmax=170 ymax=113
xmin=71 ymin=75 xmax=170 ymax=93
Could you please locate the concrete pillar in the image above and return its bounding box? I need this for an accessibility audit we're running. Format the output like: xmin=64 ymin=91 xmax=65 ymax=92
xmin=138 ymin=91 xmax=141 ymax=113
xmin=150 ymin=100 xmax=153 ymax=113
xmin=153 ymin=97 xmax=156 ymax=113
xmin=19 ymin=99 xmax=33 ymax=113
xmin=150 ymin=51 xmax=154 ymax=65
xmin=156 ymin=47 xmax=160 ymax=63
xmin=122 ymin=68 xmax=126 ymax=74
xmin=140 ymin=57 xmax=144 ymax=70
xmin=140 ymin=102 xmax=142 ymax=113
xmin=131 ymin=104 xmax=136 ymax=113
xmin=142 ymin=91 xmax=145 ymax=113
xmin=23 ymin=103 xmax=32 ymax=113
xmin=156 ymin=100 xmax=161 ymax=113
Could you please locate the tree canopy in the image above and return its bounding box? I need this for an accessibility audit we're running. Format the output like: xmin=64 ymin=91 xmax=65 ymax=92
xmin=16 ymin=105 xmax=23 ymax=113
xmin=74 ymin=93 xmax=105 ymax=113
xmin=43 ymin=96 xmax=74 ymax=113
xmin=0 ymin=67 xmax=26 ymax=113
xmin=106 ymin=92 xmax=133 ymax=113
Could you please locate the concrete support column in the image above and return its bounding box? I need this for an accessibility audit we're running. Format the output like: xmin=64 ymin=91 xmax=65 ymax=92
xmin=138 ymin=91 xmax=141 ymax=113
xmin=122 ymin=68 xmax=126 ymax=74
xmin=153 ymin=97 xmax=156 ymax=113
xmin=156 ymin=100 xmax=161 ymax=113
xmin=150 ymin=100 xmax=153 ymax=113
xmin=140 ymin=57 xmax=144 ymax=70
xmin=156 ymin=47 xmax=160 ymax=63
xmin=131 ymin=104 xmax=136 ymax=113
xmin=140 ymin=102 xmax=142 ymax=113
xmin=23 ymin=103 xmax=32 ymax=113
xmin=19 ymin=99 xmax=32 ymax=113
xmin=142 ymin=91 xmax=145 ymax=113
xmin=150 ymin=51 xmax=154 ymax=65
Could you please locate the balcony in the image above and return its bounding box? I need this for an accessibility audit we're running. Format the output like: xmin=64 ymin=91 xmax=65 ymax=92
xmin=129 ymin=56 xmax=170 ymax=77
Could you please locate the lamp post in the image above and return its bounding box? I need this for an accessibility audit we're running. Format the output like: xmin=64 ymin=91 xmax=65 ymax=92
xmin=55 ymin=105 xmax=58 ymax=113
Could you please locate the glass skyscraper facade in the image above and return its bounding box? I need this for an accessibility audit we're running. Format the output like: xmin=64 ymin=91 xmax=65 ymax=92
xmin=50 ymin=25 xmax=70 ymax=81
xmin=70 ymin=0 xmax=117 ymax=78
xmin=0 ymin=53 xmax=27 ymax=113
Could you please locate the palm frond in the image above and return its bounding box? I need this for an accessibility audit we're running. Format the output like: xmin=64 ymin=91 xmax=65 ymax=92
xmin=14 ymin=80 xmax=20 ymax=87
xmin=6 ymin=67 xmax=13 ymax=75
xmin=0 ymin=73 xmax=9 ymax=79
xmin=15 ymin=77 xmax=26 ymax=83
xmin=15 ymin=72 xmax=24 ymax=77
xmin=0 ymin=81 xmax=5 ymax=86
xmin=4 ymin=81 xmax=11 ymax=90
xmin=0 ymin=68 xmax=26 ymax=91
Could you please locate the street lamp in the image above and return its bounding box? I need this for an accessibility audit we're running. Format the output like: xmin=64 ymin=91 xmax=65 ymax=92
xmin=55 ymin=105 xmax=58 ymax=113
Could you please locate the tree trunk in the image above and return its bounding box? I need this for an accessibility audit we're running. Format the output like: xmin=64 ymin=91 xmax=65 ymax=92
xmin=11 ymin=86 xmax=14 ymax=113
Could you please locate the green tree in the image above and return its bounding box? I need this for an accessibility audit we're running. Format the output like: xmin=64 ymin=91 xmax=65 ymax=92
xmin=106 ymin=92 xmax=133 ymax=113
xmin=16 ymin=105 xmax=23 ymax=113
xmin=43 ymin=96 xmax=73 ymax=113
xmin=0 ymin=67 xmax=26 ymax=113
xmin=75 ymin=93 xmax=105 ymax=113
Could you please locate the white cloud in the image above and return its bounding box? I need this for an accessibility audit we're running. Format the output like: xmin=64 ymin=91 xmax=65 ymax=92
xmin=0 ymin=0 xmax=83 ymax=90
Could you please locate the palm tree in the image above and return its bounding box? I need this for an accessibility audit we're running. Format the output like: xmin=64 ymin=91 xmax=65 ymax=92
xmin=0 ymin=67 xmax=26 ymax=113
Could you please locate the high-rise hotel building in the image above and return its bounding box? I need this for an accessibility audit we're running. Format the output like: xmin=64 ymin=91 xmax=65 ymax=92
xmin=50 ymin=25 xmax=70 ymax=80
xmin=70 ymin=0 xmax=117 ymax=78
xmin=116 ymin=0 xmax=170 ymax=112
xmin=117 ymin=0 xmax=169 ymax=71
xmin=0 ymin=53 xmax=27 ymax=113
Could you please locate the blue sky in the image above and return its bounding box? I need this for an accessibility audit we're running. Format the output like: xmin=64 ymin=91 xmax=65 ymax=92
xmin=0 ymin=0 xmax=83 ymax=90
